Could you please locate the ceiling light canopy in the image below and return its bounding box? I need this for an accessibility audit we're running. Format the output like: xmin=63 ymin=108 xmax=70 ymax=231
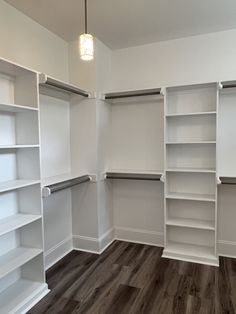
xmin=80 ymin=0 xmax=94 ymax=61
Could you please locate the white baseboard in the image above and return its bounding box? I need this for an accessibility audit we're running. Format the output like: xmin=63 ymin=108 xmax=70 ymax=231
xmin=114 ymin=226 xmax=164 ymax=247
xmin=218 ymin=240 xmax=236 ymax=258
xmin=73 ymin=228 xmax=115 ymax=254
xmin=45 ymin=233 xmax=236 ymax=271
xmin=45 ymin=236 xmax=73 ymax=270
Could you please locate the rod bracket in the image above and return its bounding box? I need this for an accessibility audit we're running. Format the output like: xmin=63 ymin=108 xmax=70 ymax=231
xmin=160 ymin=174 xmax=165 ymax=183
xmin=218 ymin=82 xmax=223 ymax=90
xmin=160 ymin=87 xmax=166 ymax=96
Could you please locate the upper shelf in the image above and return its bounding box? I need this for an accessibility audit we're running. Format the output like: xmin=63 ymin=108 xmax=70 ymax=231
xmin=39 ymin=74 xmax=89 ymax=99
xmin=0 ymin=57 xmax=37 ymax=77
xmin=0 ymin=103 xmax=38 ymax=113
xmin=166 ymin=111 xmax=216 ymax=118
xmin=104 ymin=88 xmax=162 ymax=103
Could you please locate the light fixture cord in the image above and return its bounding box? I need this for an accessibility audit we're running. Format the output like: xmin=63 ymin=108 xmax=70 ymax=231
xmin=85 ymin=0 xmax=88 ymax=34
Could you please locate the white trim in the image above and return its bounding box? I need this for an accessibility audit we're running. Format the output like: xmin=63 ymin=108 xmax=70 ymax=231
xmin=73 ymin=228 xmax=115 ymax=254
xmin=16 ymin=285 xmax=50 ymax=314
xmin=45 ymin=236 xmax=73 ymax=270
xmin=218 ymin=239 xmax=236 ymax=258
xmin=114 ymin=226 xmax=164 ymax=247
xmin=73 ymin=235 xmax=100 ymax=253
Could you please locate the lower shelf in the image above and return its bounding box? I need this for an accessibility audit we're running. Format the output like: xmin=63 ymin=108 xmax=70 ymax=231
xmin=162 ymin=242 xmax=219 ymax=266
xmin=166 ymin=192 xmax=215 ymax=202
xmin=0 ymin=279 xmax=49 ymax=314
xmin=0 ymin=247 xmax=42 ymax=279
xmin=166 ymin=218 xmax=215 ymax=230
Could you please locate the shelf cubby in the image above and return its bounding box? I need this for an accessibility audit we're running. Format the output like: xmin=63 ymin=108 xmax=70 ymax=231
xmin=163 ymin=226 xmax=218 ymax=265
xmin=166 ymin=143 xmax=216 ymax=171
xmin=0 ymin=214 xmax=41 ymax=237
xmin=166 ymin=114 xmax=216 ymax=143
xmin=0 ymin=247 xmax=42 ymax=280
xmin=166 ymin=198 xmax=215 ymax=222
xmin=0 ymin=254 xmax=47 ymax=313
xmin=166 ymin=172 xmax=216 ymax=199
xmin=0 ymin=147 xmax=40 ymax=184
xmin=166 ymin=84 xmax=217 ymax=115
xmin=0 ymin=109 xmax=39 ymax=146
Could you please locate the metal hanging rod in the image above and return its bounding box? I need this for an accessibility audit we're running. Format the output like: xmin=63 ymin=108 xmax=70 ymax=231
xmin=42 ymin=175 xmax=91 ymax=197
xmin=105 ymin=88 xmax=162 ymax=100
xmin=219 ymin=177 xmax=236 ymax=185
xmin=39 ymin=73 xmax=89 ymax=97
xmin=221 ymin=81 xmax=236 ymax=89
xmin=106 ymin=172 xmax=162 ymax=181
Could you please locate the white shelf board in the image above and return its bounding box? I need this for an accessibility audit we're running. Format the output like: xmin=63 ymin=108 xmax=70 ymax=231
xmin=162 ymin=242 xmax=218 ymax=266
xmin=41 ymin=172 xmax=88 ymax=187
xmin=166 ymin=111 xmax=216 ymax=117
xmin=107 ymin=169 xmax=163 ymax=175
xmin=0 ymin=214 xmax=41 ymax=236
xmin=0 ymin=145 xmax=39 ymax=149
xmin=166 ymin=141 xmax=216 ymax=145
xmin=0 ymin=103 xmax=38 ymax=112
xmin=166 ymin=167 xmax=216 ymax=173
xmin=166 ymin=218 xmax=215 ymax=230
xmin=0 ymin=180 xmax=40 ymax=193
xmin=0 ymin=247 xmax=42 ymax=279
xmin=0 ymin=279 xmax=48 ymax=314
xmin=166 ymin=192 xmax=215 ymax=202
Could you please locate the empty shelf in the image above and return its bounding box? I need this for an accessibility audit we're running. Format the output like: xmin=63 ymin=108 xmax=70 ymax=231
xmin=166 ymin=141 xmax=216 ymax=145
xmin=0 ymin=145 xmax=39 ymax=149
xmin=162 ymin=242 xmax=218 ymax=266
xmin=0 ymin=180 xmax=40 ymax=193
xmin=166 ymin=218 xmax=215 ymax=230
xmin=166 ymin=192 xmax=215 ymax=202
xmin=0 ymin=103 xmax=38 ymax=112
xmin=166 ymin=111 xmax=217 ymax=117
xmin=0 ymin=214 xmax=41 ymax=236
xmin=166 ymin=167 xmax=216 ymax=173
xmin=0 ymin=279 xmax=48 ymax=314
xmin=0 ymin=247 xmax=42 ymax=279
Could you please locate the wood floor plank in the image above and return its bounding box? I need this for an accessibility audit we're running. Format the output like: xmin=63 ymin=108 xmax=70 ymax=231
xmin=28 ymin=241 xmax=236 ymax=314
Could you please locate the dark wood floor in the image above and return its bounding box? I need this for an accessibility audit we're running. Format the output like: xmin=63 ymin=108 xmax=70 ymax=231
xmin=28 ymin=241 xmax=236 ymax=314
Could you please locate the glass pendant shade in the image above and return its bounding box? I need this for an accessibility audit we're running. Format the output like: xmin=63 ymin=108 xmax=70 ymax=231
xmin=80 ymin=33 xmax=94 ymax=61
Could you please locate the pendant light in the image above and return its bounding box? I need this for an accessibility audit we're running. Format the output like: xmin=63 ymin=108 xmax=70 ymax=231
xmin=80 ymin=0 xmax=94 ymax=61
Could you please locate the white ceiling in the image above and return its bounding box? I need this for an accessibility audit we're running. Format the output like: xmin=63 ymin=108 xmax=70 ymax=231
xmin=4 ymin=0 xmax=236 ymax=49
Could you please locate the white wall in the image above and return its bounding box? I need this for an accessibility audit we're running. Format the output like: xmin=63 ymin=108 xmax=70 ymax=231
xmin=0 ymin=0 xmax=68 ymax=80
xmin=111 ymin=29 xmax=236 ymax=91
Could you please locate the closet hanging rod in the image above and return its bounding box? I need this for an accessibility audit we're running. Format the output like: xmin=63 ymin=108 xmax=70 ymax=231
xmin=106 ymin=172 xmax=162 ymax=181
xmin=105 ymin=88 xmax=161 ymax=100
xmin=42 ymin=175 xmax=91 ymax=197
xmin=39 ymin=73 xmax=89 ymax=97
xmin=221 ymin=81 xmax=236 ymax=89
xmin=219 ymin=177 xmax=236 ymax=185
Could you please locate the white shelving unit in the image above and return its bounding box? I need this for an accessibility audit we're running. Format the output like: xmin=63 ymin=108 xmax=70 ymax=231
xmin=0 ymin=58 xmax=48 ymax=312
xmin=162 ymin=83 xmax=219 ymax=266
